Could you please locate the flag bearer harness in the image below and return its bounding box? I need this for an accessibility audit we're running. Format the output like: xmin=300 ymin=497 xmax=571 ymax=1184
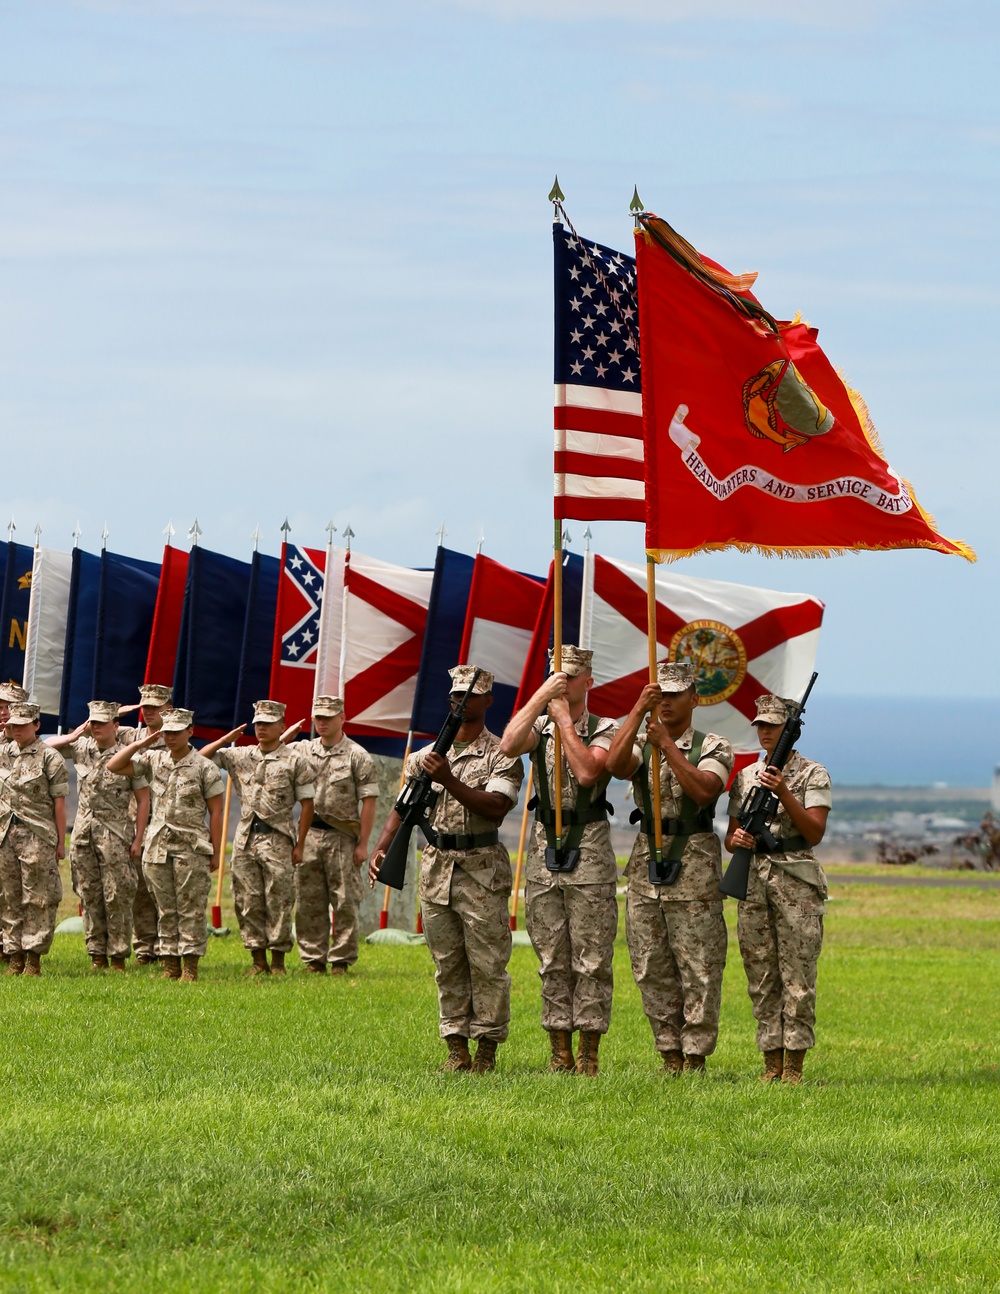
xmin=530 ymin=714 xmax=612 ymax=873
xmin=629 ymin=730 xmax=717 ymax=886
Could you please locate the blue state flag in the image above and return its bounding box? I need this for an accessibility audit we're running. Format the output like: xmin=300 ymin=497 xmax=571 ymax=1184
xmin=59 ymin=549 xmax=102 ymax=729
xmin=409 ymin=546 xmax=475 ymax=739
xmin=233 ymin=550 xmax=280 ymax=728
xmin=0 ymin=542 xmax=37 ymax=686
xmin=173 ymin=547 xmax=252 ymax=734
xmin=93 ymin=550 xmax=161 ymax=709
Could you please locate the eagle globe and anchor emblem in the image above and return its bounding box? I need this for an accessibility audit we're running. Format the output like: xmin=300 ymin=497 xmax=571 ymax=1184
xmin=669 ymin=620 xmax=747 ymax=705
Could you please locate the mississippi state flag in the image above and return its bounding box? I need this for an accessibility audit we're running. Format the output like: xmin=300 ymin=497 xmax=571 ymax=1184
xmin=316 ymin=549 xmax=434 ymax=751
xmin=583 ymin=553 xmax=823 ymax=755
xmin=268 ymin=541 xmax=326 ymax=724
xmin=458 ymin=555 xmax=546 ymax=734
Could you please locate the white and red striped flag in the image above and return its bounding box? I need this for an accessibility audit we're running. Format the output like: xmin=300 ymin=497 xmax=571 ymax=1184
xmin=553 ymin=220 xmax=644 ymax=523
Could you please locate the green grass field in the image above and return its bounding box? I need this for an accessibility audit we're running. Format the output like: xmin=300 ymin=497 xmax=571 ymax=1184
xmin=2 ymin=881 xmax=998 ymax=1292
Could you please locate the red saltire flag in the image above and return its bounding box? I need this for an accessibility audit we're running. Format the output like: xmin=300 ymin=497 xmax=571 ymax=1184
xmin=513 ymin=552 xmax=586 ymax=713
xmin=458 ymin=554 xmax=546 ymax=734
xmin=635 ymin=213 xmax=975 ymax=563
xmin=144 ymin=545 xmax=189 ymax=686
xmin=268 ymin=541 xmax=326 ymax=723
xmin=315 ymin=549 xmax=434 ymax=741
xmin=583 ymin=552 xmax=823 ymax=758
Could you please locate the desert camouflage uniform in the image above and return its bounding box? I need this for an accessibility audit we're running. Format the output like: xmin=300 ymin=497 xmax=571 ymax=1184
xmin=410 ymin=730 xmax=523 ymax=1042
xmin=730 ymin=752 xmax=833 ymax=1052
xmin=625 ymin=728 xmax=733 ymax=1057
xmin=0 ymin=740 xmax=68 ymax=955
xmin=216 ymin=745 xmax=315 ymax=954
xmin=133 ymin=748 xmax=224 ymax=958
xmin=120 ymin=724 xmax=161 ymax=959
xmin=297 ymin=736 xmax=379 ymax=969
xmin=68 ymin=736 xmax=147 ymax=961
xmin=524 ymin=710 xmax=619 ymax=1035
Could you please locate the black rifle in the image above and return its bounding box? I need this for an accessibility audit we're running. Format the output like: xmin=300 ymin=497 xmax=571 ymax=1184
xmin=720 ymin=672 xmax=819 ymax=901
xmin=374 ymin=670 xmax=481 ymax=892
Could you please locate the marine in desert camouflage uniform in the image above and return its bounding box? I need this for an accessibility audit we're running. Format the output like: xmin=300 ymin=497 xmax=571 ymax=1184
xmin=120 ymin=684 xmax=174 ymax=963
xmin=370 ymin=667 xmax=523 ymax=1075
xmin=0 ymin=686 xmax=25 ymax=963
xmin=0 ymin=703 xmax=68 ymax=976
xmin=607 ymin=662 xmax=733 ymax=1075
xmin=109 ymin=708 xmax=224 ymax=982
xmin=726 ymin=694 xmax=832 ymax=1086
xmin=203 ymin=700 xmax=314 ymax=977
xmin=501 ymin=646 xmax=618 ymax=1078
xmin=296 ymin=696 xmax=379 ymax=975
xmin=47 ymin=701 xmax=150 ymax=970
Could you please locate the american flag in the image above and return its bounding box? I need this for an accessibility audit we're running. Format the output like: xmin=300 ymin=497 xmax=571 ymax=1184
xmin=553 ymin=221 xmax=644 ymax=522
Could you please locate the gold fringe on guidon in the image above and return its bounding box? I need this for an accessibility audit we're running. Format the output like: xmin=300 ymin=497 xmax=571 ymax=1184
xmin=648 ymin=532 xmax=977 ymax=564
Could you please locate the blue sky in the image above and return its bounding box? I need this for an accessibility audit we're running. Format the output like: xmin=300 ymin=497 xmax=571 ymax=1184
xmin=1 ymin=0 xmax=996 ymax=697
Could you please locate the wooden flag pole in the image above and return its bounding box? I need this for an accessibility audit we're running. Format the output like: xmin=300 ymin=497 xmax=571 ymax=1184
xmin=645 ymin=555 xmax=664 ymax=872
xmin=552 ymin=518 xmax=564 ymax=851
xmin=509 ymin=764 xmax=534 ymax=931
xmin=211 ymin=775 xmax=233 ymax=929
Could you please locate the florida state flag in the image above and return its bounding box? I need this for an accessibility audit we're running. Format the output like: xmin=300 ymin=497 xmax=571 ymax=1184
xmin=635 ymin=214 xmax=974 ymax=563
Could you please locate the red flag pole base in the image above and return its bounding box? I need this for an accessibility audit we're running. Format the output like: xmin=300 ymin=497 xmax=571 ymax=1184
xmin=211 ymin=905 xmax=222 ymax=930
xmin=416 ymin=909 xmax=423 ymax=935
xmin=78 ymin=903 xmax=83 ymax=917
xmin=509 ymin=914 xmax=517 ymax=931
xmin=379 ymin=910 xmax=389 ymax=930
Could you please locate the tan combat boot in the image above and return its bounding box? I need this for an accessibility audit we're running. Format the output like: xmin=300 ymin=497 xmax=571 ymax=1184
xmin=471 ymin=1038 xmax=498 ymax=1074
xmin=22 ymin=951 xmax=41 ymax=978
xmin=782 ymin=1050 xmax=806 ymax=1085
xmin=659 ymin=1049 xmax=684 ymax=1076
xmin=160 ymin=954 xmax=182 ymax=980
xmin=5 ymin=952 xmax=24 ymax=976
xmin=180 ymin=954 xmax=199 ymax=982
xmin=328 ymin=964 xmax=347 ymax=976
xmin=548 ymin=1029 xmax=575 ymax=1073
xmin=683 ymin=1054 xmax=707 ymax=1074
xmin=135 ymin=952 xmax=157 ymax=966
xmin=109 ymin=957 xmax=127 ymax=973
xmin=270 ymin=950 xmax=286 ymax=977
xmin=576 ymin=1031 xmax=600 ymax=1077
xmin=440 ymin=1035 xmax=472 ymax=1073
xmin=761 ymin=1049 xmax=784 ymax=1083
xmin=247 ymin=949 xmax=270 ymax=977
xmin=304 ymin=961 xmax=326 ymax=974
xmin=90 ymin=954 xmax=109 ymax=971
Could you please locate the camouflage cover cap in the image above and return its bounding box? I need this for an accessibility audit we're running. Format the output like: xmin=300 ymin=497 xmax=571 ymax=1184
xmin=0 ymin=683 xmax=29 ymax=704
xmin=312 ymin=695 xmax=345 ymax=718
xmin=448 ymin=665 xmax=493 ymax=695
xmin=160 ymin=707 xmax=194 ymax=732
xmin=657 ymin=661 xmax=697 ymax=693
xmin=253 ymin=699 xmax=287 ymax=724
xmin=752 ymin=694 xmax=789 ymax=725
xmin=139 ymin=684 xmax=173 ymax=707
xmin=548 ymin=645 xmax=594 ymax=678
xmin=87 ymin=700 xmax=120 ymax=723
xmin=8 ymin=702 xmax=40 ymax=724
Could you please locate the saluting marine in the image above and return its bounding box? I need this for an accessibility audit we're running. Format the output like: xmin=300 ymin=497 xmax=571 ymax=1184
xmin=606 ymin=662 xmax=733 ymax=1075
xmin=501 ymin=647 xmax=618 ymax=1078
xmin=296 ymin=696 xmax=379 ymax=975
xmin=47 ymin=701 xmax=150 ymax=971
xmin=109 ymin=709 xmax=224 ymax=982
xmin=370 ymin=667 xmax=523 ymax=1074
xmin=726 ymin=694 xmax=832 ymax=1085
xmin=203 ymin=701 xmax=315 ymax=977
xmin=0 ymin=703 xmax=68 ymax=976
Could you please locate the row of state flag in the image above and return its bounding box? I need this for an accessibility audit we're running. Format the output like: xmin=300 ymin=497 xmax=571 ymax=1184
xmin=3 ymin=530 xmax=822 ymax=763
